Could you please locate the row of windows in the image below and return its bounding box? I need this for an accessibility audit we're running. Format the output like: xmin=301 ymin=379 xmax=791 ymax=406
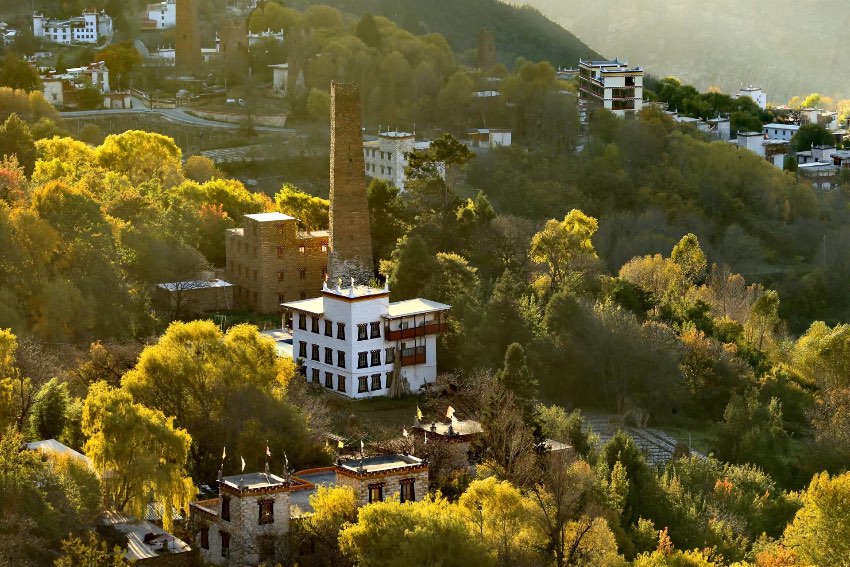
xmin=364 ymin=149 xmax=394 ymax=161
xmin=308 ymin=367 xmax=392 ymax=393
xmin=368 ymin=479 xmax=416 ymax=503
xmin=365 ymin=163 xmax=393 ymax=176
xmin=296 ymin=315 xmax=381 ymax=341
xmin=232 ymin=239 xmax=328 ymax=257
xmin=299 ymin=343 xmax=394 ymax=369
xmin=232 ymin=262 xmax=320 ymax=282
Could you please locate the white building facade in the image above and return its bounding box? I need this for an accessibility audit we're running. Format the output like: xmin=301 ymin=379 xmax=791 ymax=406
xmin=362 ymin=131 xmax=433 ymax=191
xmin=737 ymin=86 xmax=767 ymax=110
xmin=763 ymin=123 xmax=800 ymax=141
xmin=282 ymin=283 xmax=449 ymax=398
xmin=578 ymin=59 xmax=644 ymax=118
xmin=142 ymin=0 xmax=176 ymax=30
xmin=33 ymin=11 xmax=112 ymax=45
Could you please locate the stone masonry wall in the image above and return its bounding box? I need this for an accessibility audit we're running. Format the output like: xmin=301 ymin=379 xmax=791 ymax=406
xmin=175 ymin=0 xmax=202 ymax=76
xmin=225 ymin=217 xmax=328 ymax=314
xmin=328 ymin=82 xmax=374 ymax=284
xmin=336 ymin=468 xmax=429 ymax=506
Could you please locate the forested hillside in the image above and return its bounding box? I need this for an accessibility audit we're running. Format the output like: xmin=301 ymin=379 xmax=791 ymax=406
xmin=515 ymin=0 xmax=850 ymax=102
xmin=288 ymin=0 xmax=601 ymax=67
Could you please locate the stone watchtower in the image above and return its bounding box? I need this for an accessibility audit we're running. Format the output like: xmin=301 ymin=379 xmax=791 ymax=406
xmin=175 ymin=0 xmax=202 ymax=76
xmin=220 ymin=17 xmax=249 ymax=80
xmin=328 ymin=82 xmax=374 ymax=285
xmin=477 ymin=28 xmax=497 ymax=70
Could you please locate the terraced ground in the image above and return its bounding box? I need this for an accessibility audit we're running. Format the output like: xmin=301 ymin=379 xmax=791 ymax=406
xmin=583 ymin=413 xmax=705 ymax=466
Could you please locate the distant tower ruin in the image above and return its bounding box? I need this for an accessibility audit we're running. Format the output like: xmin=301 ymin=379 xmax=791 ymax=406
xmin=219 ymin=17 xmax=249 ymax=81
xmin=477 ymin=28 xmax=497 ymax=70
xmin=328 ymin=82 xmax=374 ymax=285
xmin=175 ymin=0 xmax=202 ymax=76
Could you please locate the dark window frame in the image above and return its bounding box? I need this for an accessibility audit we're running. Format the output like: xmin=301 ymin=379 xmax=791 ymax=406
xmin=311 ymin=344 xmax=319 ymax=361
xmin=337 ymin=374 xmax=346 ymax=392
xmin=370 ymin=350 xmax=381 ymax=367
xmin=337 ymin=350 xmax=346 ymax=369
xmin=357 ymin=376 xmax=368 ymax=393
xmin=325 ymin=372 xmax=333 ymax=389
xmin=337 ymin=323 xmax=346 ymax=340
xmin=370 ymin=321 xmax=381 ymax=338
xmin=368 ymin=483 xmax=384 ymax=503
xmin=221 ymin=495 xmax=231 ymax=521
xmin=298 ymin=341 xmax=307 ymax=358
xmin=324 ymin=320 xmax=333 ymax=337
xmin=324 ymin=347 xmax=333 ymax=364
xmin=371 ymin=373 xmax=381 ymax=390
xmin=258 ymin=499 xmax=274 ymax=525
xmin=357 ymin=352 xmax=368 ymax=369
xmin=400 ymin=479 xmax=415 ymax=503
xmin=357 ymin=324 xmax=367 ymax=341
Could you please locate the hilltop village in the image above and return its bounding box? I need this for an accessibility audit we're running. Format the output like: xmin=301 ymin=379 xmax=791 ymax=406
xmin=1 ymin=1 xmax=850 ymax=566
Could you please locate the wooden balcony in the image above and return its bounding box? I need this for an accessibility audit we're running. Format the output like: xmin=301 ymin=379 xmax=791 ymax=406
xmin=401 ymin=352 xmax=426 ymax=367
xmin=385 ymin=322 xmax=447 ymax=341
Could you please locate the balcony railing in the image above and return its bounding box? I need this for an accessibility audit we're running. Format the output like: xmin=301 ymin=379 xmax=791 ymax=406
xmin=385 ymin=322 xmax=447 ymax=341
xmin=400 ymin=350 xmax=426 ymax=367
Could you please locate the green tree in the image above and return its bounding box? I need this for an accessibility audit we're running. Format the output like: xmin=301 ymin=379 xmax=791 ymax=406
xmin=712 ymin=391 xmax=789 ymax=479
xmin=55 ymin=532 xmax=131 ymax=567
xmin=82 ymin=381 xmax=194 ymax=531
xmin=339 ymin=495 xmax=494 ymax=567
xmin=494 ymin=343 xmax=537 ymax=416
xmin=290 ymin=485 xmax=358 ymax=566
xmin=783 ymin=471 xmax=850 ymax=566
xmin=355 ymin=14 xmax=381 ymax=49
xmin=274 ymin=183 xmax=329 ymax=231
xmin=535 ymin=404 xmax=596 ymax=460
xmin=793 ymin=321 xmax=850 ymax=389
xmin=75 ymin=85 xmax=103 ymax=110
xmin=96 ymin=130 xmax=183 ymax=187
xmin=96 ymin=41 xmax=142 ymax=90
xmin=381 ymin=234 xmax=434 ymax=300
xmin=671 ymin=233 xmax=707 ymax=286
xmin=121 ymin=321 xmax=324 ymax=481
xmin=367 ymin=179 xmax=408 ymax=264
xmin=0 ymin=53 xmax=42 ymax=92
xmin=789 ymin=123 xmax=835 ymax=153
xmin=0 ymin=113 xmax=37 ymax=176
xmin=29 ymin=377 xmax=69 ymax=440
xmin=458 ymin=477 xmax=543 ymax=566
xmin=529 ymin=209 xmax=599 ymax=295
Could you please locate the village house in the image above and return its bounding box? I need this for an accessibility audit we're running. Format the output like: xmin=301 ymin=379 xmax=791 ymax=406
xmin=735 ymin=86 xmax=767 ymax=110
xmin=141 ymin=0 xmax=177 ymax=30
xmin=190 ymin=455 xmax=427 ymax=565
xmin=224 ymin=212 xmax=329 ymax=313
xmin=467 ymin=128 xmax=512 ymax=149
xmin=282 ymin=281 xmax=449 ymax=398
xmin=578 ymin=58 xmax=644 ymax=119
xmin=154 ymin=279 xmax=234 ymax=314
xmin=362 ymin=130 xmax=434 ymax=191
xmin=32 ymin=11 xmax=112 ymax=45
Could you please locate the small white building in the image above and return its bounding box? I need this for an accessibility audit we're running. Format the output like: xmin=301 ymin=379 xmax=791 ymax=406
xmin=269 ymin=63 xmax=288 ymax=95
xmin=798 ymin=161 xmax=839 ymax=190
xmin=468 ymin=128 xmax=512 ymax=149
xmin=362 ymin=131 xmax=434 ymax=191
xmin=736 ymin=86 xmax=767 ymax=110
xmin=33 ymin=11 xmax=112 ymax=45
xmin=763 ymin=123 xmax=800 ymax=141
xmin=42 ymin=78 xmax=64 ymax=106
xmin=282 ymin=281 xmax=450 ymax=398
xmin=141 ymin=0 xmax=176 ymax=30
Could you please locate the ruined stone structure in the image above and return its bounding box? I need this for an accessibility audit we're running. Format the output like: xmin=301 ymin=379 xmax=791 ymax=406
xmin=328 ymin=82 xmax=374 ymax=284
xmin=225 ymin=212 xmax=328 ymax=314
xmin=477 ymin=28 xmax=497 ymax=70
xmin=219 ymin=17 xmax=249 ymax=80
xmin=175 ymin=0 xmax=202 ymax=76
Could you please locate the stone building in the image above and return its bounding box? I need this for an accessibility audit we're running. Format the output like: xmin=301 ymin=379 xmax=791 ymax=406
xmin=328 ymin=82 xmax=373 ymax=284
xmin=153 ymin=279 xmax=234 ymax=314
xmin=282 ymin=281 xmax=449 ymax=398
xmin=191 ymin=456 xmax=427 ymax=565
xmin=219 ymin=18 xmax=249 ymax=80
xmin=175 ymin=0 xmax=202 ymax=76
xmin=225 ymin=212 xmax=328 ymax=313
xmin=476 ymin=28 xmax=497 ymax=70
xmin=362 ymin=131 xmax=433 ymax=191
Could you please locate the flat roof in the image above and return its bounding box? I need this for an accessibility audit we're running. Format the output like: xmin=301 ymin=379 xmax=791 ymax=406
xmin=339 ymin=454 xmax=424 ymax=474
xmin=763 ymin=123 xmax=800 ymax=130
xmin=324 ymin=284 xmax=390 ymax=300
xmin=222 ymin=472 xmax=287 ymax=490
xmin=386 ymin=298 xmax=450 ymax=318
xmin=26 ymin=439 xmax=93 ymax=468
xmin=798 ymin=162 xmax=838 ymax=169
xmin=156 ymin=279 xmax=232 ymax=291
xmin=245 ymin=212 xmax=296 ymax=222
xmin=282 ymin=296 xmax=324 ymax=315
xmin=380 ymin=131 xmax=414 ymax=138
xmin=101 ymin=512 xmax=190 ymax=560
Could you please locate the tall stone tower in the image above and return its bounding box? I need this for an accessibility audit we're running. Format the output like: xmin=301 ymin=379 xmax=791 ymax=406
xmin=328 ymin=82 xmax=373 ymax=285
xmin=175 ymin=0 xmax=202 ymax=76
xmin=219 ymin=17 xmax=249 ymax=81
xmin=477 ymin=29 xmax=497 ymax=70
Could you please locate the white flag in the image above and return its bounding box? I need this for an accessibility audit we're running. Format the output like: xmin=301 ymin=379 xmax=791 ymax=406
xmin=446 ymin=406 xmax=455 ymax=419
xmin=402 ymin=427 xmax=409 ymax=438
xmin=424 ymin=431 xmax=427 ymax=445
xmin=241 ymin=456 xmax=246 ymax=472
xmin=360 ymin=439 xmax=364 ymax=454
xmin=265 ymin=443 xmax=271 ymax=458
xmin=222 ymin=446 xmax=226 ymax=460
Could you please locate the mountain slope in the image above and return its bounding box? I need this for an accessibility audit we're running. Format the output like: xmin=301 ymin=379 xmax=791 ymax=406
xmin=291 ymin=0 xmax=602 ymax=68
xmin=514 ymin=0 xmax=850 ymax=102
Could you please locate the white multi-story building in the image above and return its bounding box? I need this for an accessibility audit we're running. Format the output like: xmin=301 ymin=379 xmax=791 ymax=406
xmin=282 ymin=281 xmax=449 ymax=398
xmin=578 ymin=58 xmax=644 ymax=118
xmin=142 ymin=0 xmax=176 ymax=30
xmin=32 ymin=11 xmax=112 ymax=45
xmin=362 ymin=131 xmax=432 ymax=191
xmin=763 ymin=123 xmax=800 ymax=141
xmin=736 ymin=86 xmax=767 ymax=110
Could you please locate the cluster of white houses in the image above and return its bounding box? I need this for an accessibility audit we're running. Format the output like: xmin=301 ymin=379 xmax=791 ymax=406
xmin=32 ymin=11 xmax=112 ymax=45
